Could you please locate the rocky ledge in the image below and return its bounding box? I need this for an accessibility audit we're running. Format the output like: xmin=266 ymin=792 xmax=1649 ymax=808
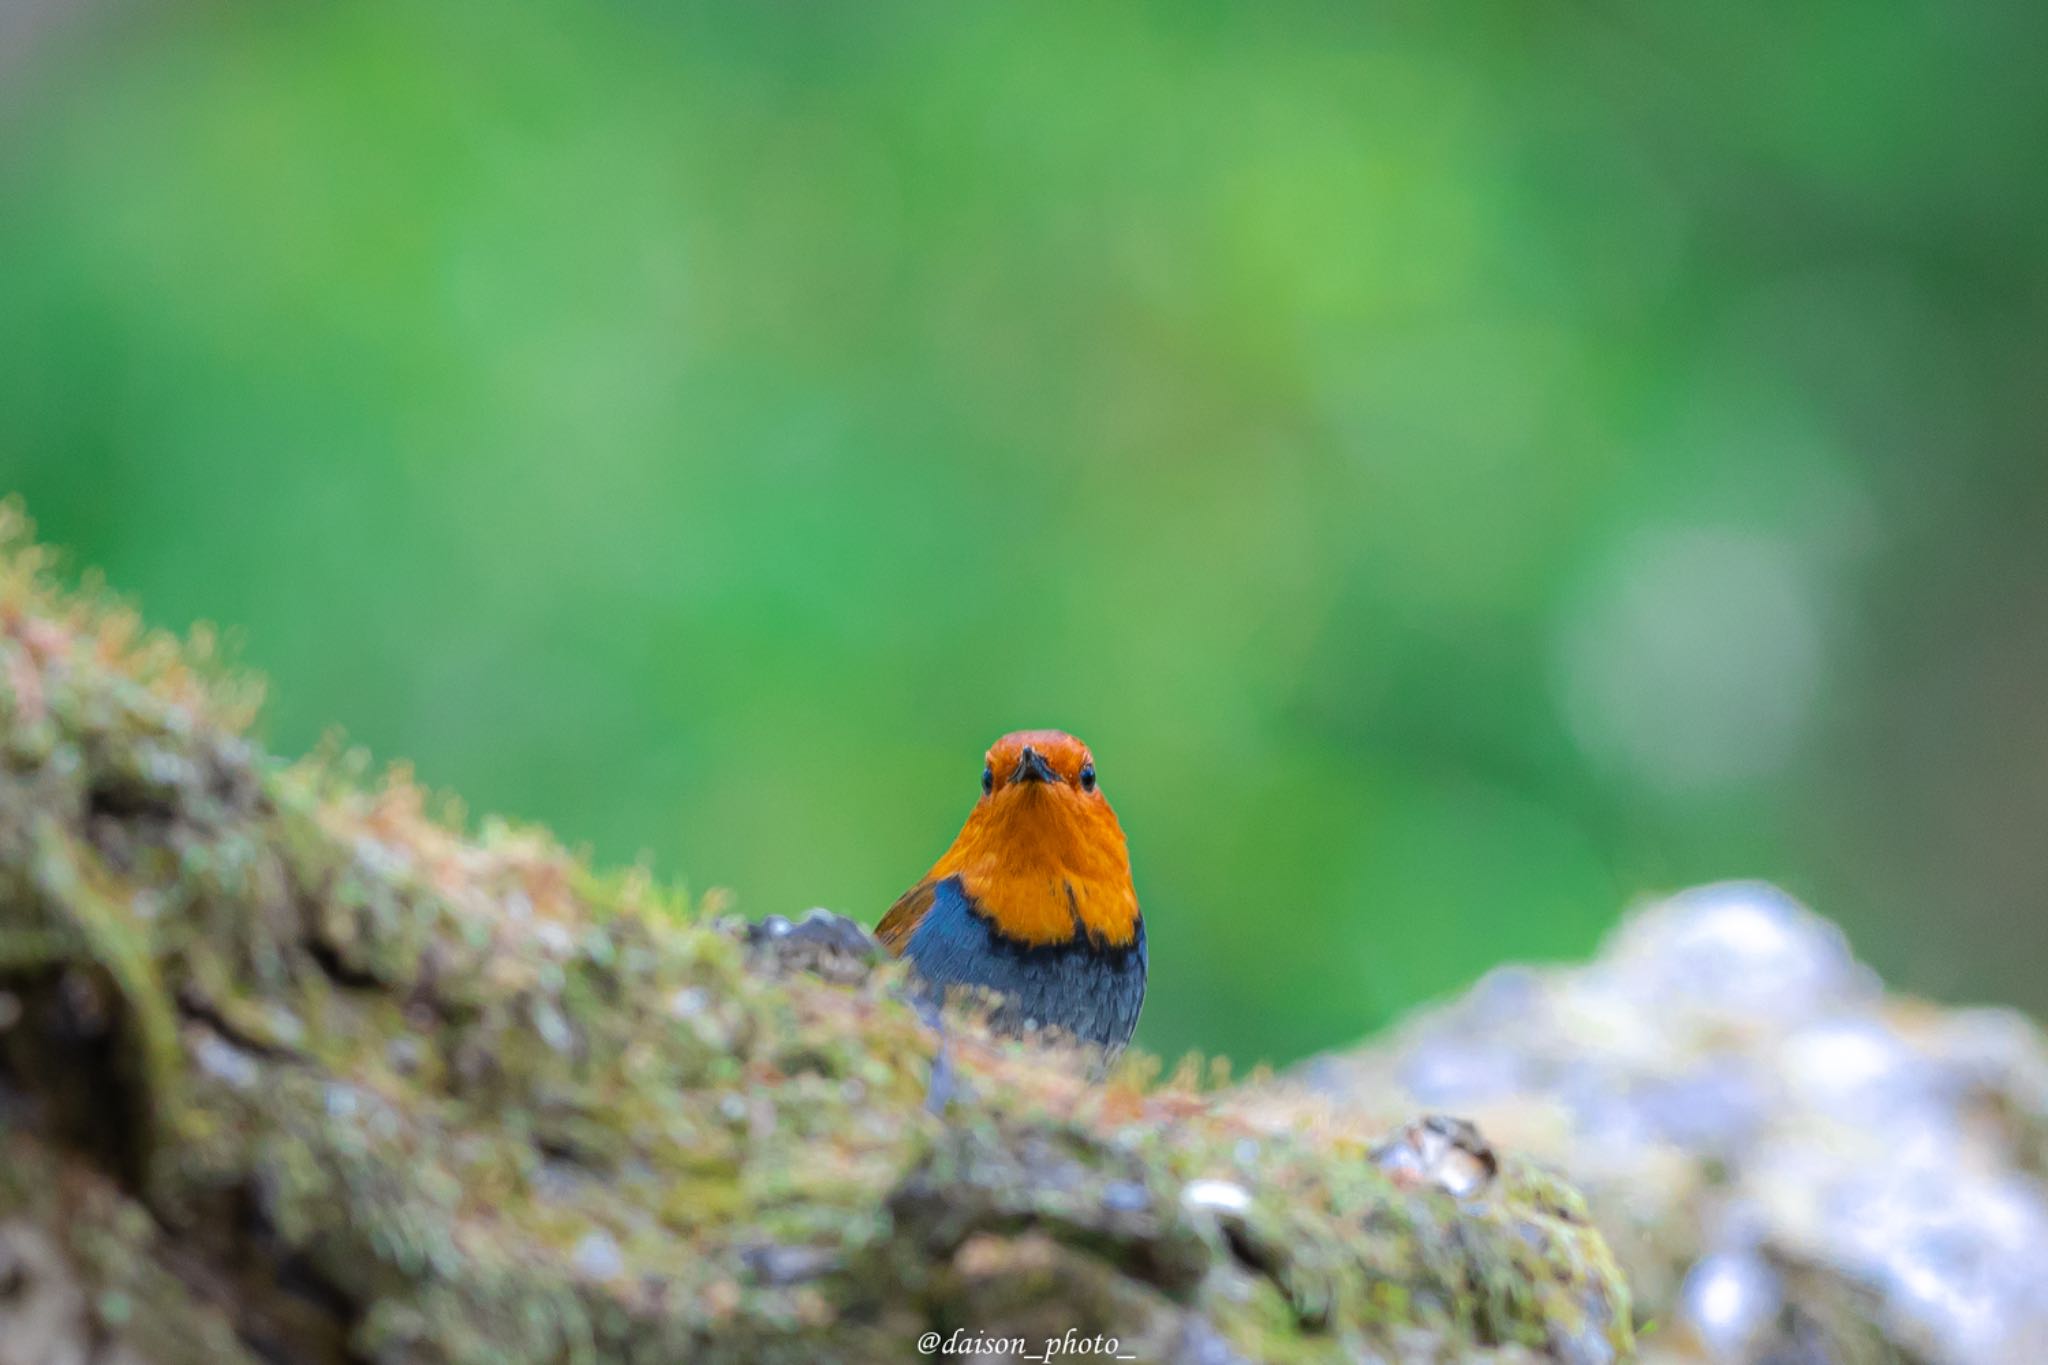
xmin=0 ymin=510 xmax=1631 ymax=1363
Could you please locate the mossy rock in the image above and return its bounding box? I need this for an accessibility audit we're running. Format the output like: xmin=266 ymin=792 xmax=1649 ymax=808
xmin=0 ymin=504 xmax=1633 ymax=1364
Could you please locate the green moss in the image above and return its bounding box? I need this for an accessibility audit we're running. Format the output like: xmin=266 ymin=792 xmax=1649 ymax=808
xmin=0 ymin=503 xmax=1633 ymax=1363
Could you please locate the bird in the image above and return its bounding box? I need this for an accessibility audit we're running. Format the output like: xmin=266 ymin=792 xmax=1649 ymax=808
xmin=876 ymin=729 xmax=1145 ymax=1053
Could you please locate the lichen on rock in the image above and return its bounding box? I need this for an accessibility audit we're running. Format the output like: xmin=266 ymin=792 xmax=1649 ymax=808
xmin=0 ymin=503 xmax=1632 ymax=1363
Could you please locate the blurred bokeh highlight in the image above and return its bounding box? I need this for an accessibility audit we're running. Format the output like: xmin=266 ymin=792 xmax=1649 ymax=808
xmin=4 ymin=1 xmax=2045 ymax=1064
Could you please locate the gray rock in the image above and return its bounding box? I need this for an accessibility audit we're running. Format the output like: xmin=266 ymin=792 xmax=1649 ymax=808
xmin=1276 ymin=882 xmax=2048 ymax=1365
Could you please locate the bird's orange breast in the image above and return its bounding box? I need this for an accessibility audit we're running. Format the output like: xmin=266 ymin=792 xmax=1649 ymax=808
xmin=927 ymin=790 xmax=1138 ymax=948
xmin=877 ymin=741 xmax=1139 ymax=952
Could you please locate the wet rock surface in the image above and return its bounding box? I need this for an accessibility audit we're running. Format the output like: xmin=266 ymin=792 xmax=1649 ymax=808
xmin=1271 ymin=882 xmax=2048 ymax=1365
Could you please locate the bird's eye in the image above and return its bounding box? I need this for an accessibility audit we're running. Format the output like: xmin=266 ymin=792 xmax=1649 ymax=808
xmin=1079 ymin=763 xmax=1097 ymax=791
xmin=981 ymin=764 xmax=994 ymax=795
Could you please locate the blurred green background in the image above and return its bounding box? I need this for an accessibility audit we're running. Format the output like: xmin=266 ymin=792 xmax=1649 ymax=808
xmin=4 ymin=0 xmax=2046 ymax=1064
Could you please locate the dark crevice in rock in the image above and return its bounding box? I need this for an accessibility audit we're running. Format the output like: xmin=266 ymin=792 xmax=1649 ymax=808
xmin=0 ymin=969 xmax=152 ymax=1192
xmin=1216 ymin=1216 xmax=1329 ymax=1330
xmin=302 ymin=934 xmax=381 ymax=991
xmin=158 ymin=1185 xmax=364 ymax=1365
xmin=85 ymin=777 xmax=175 ymax=826
xmin=174 ymin=987 xmax=302 ymax=1062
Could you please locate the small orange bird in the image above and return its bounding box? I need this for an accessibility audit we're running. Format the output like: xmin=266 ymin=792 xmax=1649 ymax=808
xmin=877 ymin=730 xmax=1145 ymax=1052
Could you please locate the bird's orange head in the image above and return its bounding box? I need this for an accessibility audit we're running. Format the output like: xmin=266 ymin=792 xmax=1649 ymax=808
xmin=877 ymin=729 xmax=1139 ymax=952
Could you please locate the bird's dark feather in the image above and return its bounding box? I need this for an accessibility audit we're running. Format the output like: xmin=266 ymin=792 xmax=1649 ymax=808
xmin=902 ymin=874 xmax=1146 ymax=1052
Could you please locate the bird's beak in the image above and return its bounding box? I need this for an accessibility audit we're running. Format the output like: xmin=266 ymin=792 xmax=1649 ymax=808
xmin=1010 ymin=746 xmax=1058 ymax=785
